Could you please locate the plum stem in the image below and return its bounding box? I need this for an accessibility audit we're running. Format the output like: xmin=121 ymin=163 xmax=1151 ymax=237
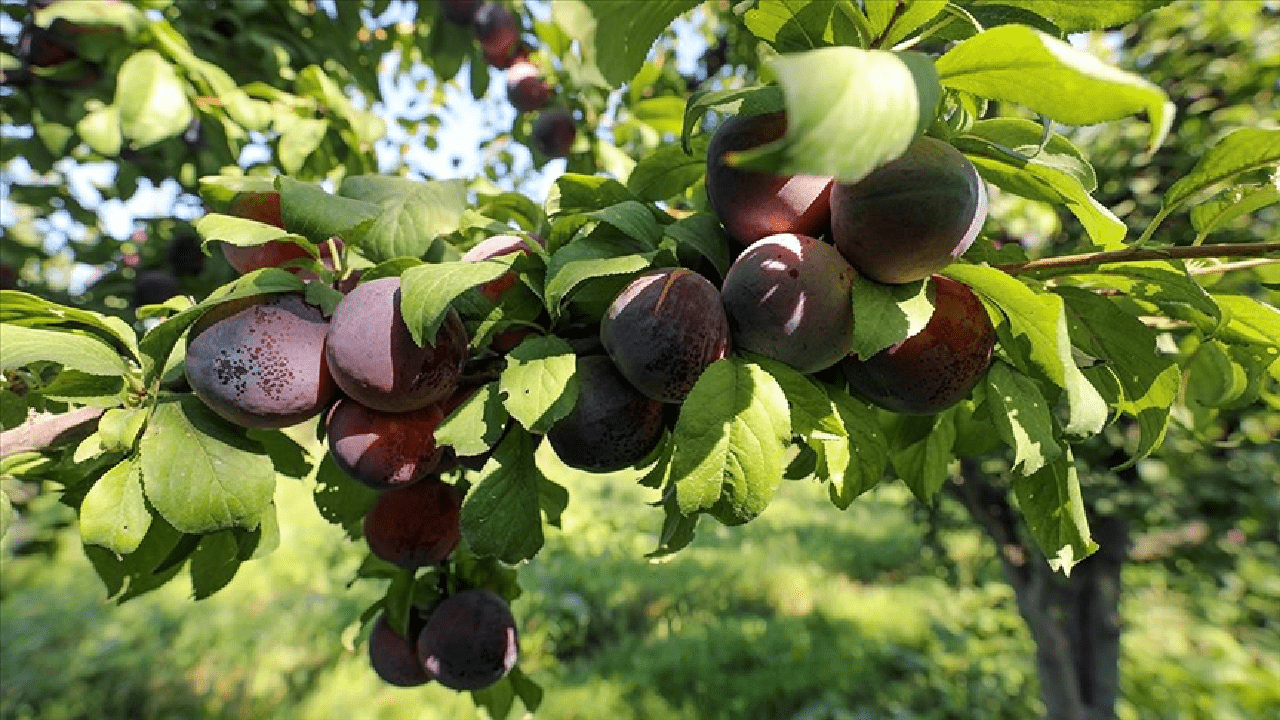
xmin=994 ymin=241 xmax=1280 ymax=276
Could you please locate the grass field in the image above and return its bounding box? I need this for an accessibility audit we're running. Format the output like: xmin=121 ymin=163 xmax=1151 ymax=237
xmin=2 ymin=457 xmax=1277 ymax=720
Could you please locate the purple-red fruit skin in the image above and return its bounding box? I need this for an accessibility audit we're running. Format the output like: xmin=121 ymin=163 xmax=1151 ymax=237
xmin=325 ymin=399 xmax=446 ymax=490
xmin=841 ymin=276 xmax=995 ymax=414
xmin=369 ymin=613 xmax=432 ymax=687
xmin=720 ymin=233 xmax=857 ymax=374
xmin=547 ymin=355 xmax=665 ymax=472
xmin=830 ymin=136 xmax=987 ymax=285
xmin=531 ymin=108 xmax=576 ymax=158
xmin=601 ymin=268 xmax=731 ymax=403
xmin=438 ymin=0 xmax=480 ymax=24
xmin=184 ymin=293 xmax=336 ymax=428
xmin=506 ymin=60 xmax=551 ymax=112
xmin=362 ymin=478 xmax=463 ymax=569
xmin=705 ymin=111 xmax=834 ymax=247
xmin=325 ymin=277 xmax=469 ymax=413
xmin=417 ymin=589 xmax=519 ymax=691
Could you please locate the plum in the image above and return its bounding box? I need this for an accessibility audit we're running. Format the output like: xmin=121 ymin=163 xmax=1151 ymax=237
xmin=473 ymin=4 xmax=520 ymax=68
xmin=326 ymin=277 xmax=469 ymax=413
xmin=438 ymin=0 xmax=480 ymax=24
xmin=184 ymin=293 xmax=337 ymax=428
xmin=417 ymin=589 xmax=519 ymax=691
xmin=362 ymin=477 xmax=463 ymax=569
xmin=830 ymin=136 xmax=987 ymax=285
xmin=547 ymin=355 xmax=665 ymax=472
xmin=720 ymin=233 xmax=857 ymax=374
xmin=368 ymin=612 xmax=431 ymax=687
xmin=461 ymin=233 xmax=540 ymax=302
xmin=506 ymin=60 xmax=552 ymax=112
xmin=705 ymin=111 xmax=834 ymax=247
xmin=600 ymin=268 xmax=731 ymax=403
xmin=325 ymin=398 xmax=446 ymax=490
xmin=841 ymin=275 xmax=995 ymax=414
xmin=531 ymin=108 xmax=576 ymax=158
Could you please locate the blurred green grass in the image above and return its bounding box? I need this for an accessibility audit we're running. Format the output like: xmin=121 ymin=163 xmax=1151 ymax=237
xmin=2 ymin=460 xmax=1277 ymax=720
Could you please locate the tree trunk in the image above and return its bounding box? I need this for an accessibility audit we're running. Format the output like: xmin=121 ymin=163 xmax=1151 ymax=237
xmin=950 ymin=461 xmax=1128 ymax=720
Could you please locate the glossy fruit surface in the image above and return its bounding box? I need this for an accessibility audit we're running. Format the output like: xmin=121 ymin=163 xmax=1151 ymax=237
xmin=362 ymin=478 xmax=463 ymax=569
xmin=326 ymin=398 xmax=446 ymax=490
xmin=705 ymin=111 xmax=834 ymax=247
xmin=184 ymin=293 xmax=336 ymax=428
xmin=841 ymin=275 xmax=995 ymax=414
xmin=831 ymin=136 xmax=987 ymax=285
xmin=720 ymin=233 xmax=857 ymax=374
xmin=417 ymin=589 xmax=518 ymax=691
xmin=547 ymin=355 xmax=665 ymax=472
xmin=506 ymin=60 xmax=552 ymax=112
xmin=326 ymin=277 xmax=469 ymax=413
xmin=601 ymin=268 xmax=731 ymax=403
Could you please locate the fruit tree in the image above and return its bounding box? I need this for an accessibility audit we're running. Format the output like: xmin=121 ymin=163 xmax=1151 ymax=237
xmin=2 ymin=2 xmax=1277 ymax=719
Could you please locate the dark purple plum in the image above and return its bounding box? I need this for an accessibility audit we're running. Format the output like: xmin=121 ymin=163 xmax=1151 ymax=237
xmin=362 ymin=478 xmax=463 ymax=569
xmin=531 ymin=108 xmax=576 ymax=158
xmin=831 ymin=136 xmax=988 ymax=285
xmin=547 ymin=355 xmax=665 ymax=472
xmin=720 ymin=233 xmax=857 ymax=374
xmin=417 ymin=589 xmax=519 ymax=691
xmin=368 ymin=612 xmax=431 ymax=687
xmin=473 ymin=4 xmax=520 ymax=68
xmin=184 ymin=293 xmax=337 ymax=428
xmin=600 ymin=268 xmax=731 ymax=403
xmin=438 ymin=0 xmax=480 ymax=24
xmin=506 ymin=59 xmax=552 ymax=112
xmin=841 ymin=276 xmax=995 ymax=414
xmin=325 ymin=398 xmax=446 ymax=490
xmin=326 ymin=276 xmax=469 ymax=413
xmin=705 ymin=111 xmax=834 ymax=247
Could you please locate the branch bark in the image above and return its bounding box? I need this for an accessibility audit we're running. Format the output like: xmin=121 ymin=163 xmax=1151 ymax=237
xmin=0 ymin=406 xmax=104 ymax=458
xmin=996 ymin=241 xmax=1280 ymax=276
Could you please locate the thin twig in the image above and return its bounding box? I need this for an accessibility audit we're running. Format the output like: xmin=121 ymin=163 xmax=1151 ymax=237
xmin=996 ymin=241 xmax=1280 ymax=276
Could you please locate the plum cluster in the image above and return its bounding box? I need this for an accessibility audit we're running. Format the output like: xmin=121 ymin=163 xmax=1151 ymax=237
xmin=705 ymin=110 xmax=997 ymax=414
xmin=438 ymin=1 xmax=576 ymax=158
xmin=186 ymin=195 xmax=520 ymax=693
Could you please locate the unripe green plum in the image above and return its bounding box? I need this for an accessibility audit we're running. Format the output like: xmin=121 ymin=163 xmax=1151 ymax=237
xmin=831 ymin=136 xmax=987 ymax=285
xmin=362 ymin=478 xmax=463 ymax=569
xmin=841 ymin=276 xmax=995 ymax=414
xmin=705 ymin=111 xmax=834 ymax=247
xmin=184 ymin=293 xmax=337 ymax=428
xmin=417 ymin=589 xmax=519 ymax=691
xmin=326 ymin=277 xmax=469 ymax=413
xmin=720 ymin=233 xmax=857 ymax=374
xmin=547 ymin=355 xmax=665 ymax=472
xmin=600 ymin=268 xmax=731 ymax=403
xmin=325 ymin=398 xmax=446 ymax=490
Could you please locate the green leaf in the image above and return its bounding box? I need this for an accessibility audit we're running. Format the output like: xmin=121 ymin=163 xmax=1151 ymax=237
xmin=681 ymin=85 xmax=783 ymax=154
xmin=1190 ymin=183 xmax=1280 ymax=244
xmin=1164 ymin=128 xmax=1280 ymax=211
xmin=1066 ymin=260 xmax=1221 ymax=328
xmin=277 ymin=176 xmax=382 ymax=244
xmin=668 ymin=357 xmax=791 ymax=522
xmin=825 ymin=384 xmax=889 ymax=509
xmin=78 ymin=457 xmax=151 ymax=555
xmin=565 ymin=0 xmax=701 ymax=87
xmin=544 ymin=174 xmax=636 ymax=217
xmin=734 ymin=48 xmax=940 ymax=184
xmin=278 ymin=118 xmax=329 ymax=175
xmin=744 ymin=0 xmax=851 ymax=52
xmin=460 ymin=430 xmax=549 ymax=563
xmin=628 ymin=135 xmax=710 ymax=202
xmin=498 ymin=336 xmax=579 ymax=434
xmin=83 ymin=514 xmax=187 ymax=603
xmin=400 ymin=260 xmax=513 ymax=345
xmin=936 ymin=25 xmax=1173 ymax=151
xmin=338 ymin=176 xmax=469 ymax=262
xmin=194 ymin=213 xmax=313 ymax=254
xmin=878 ymin=0 xmax=949 ymax=48
xmin=883 ymin=411 xmax=956 ymax=502
xmin=0 ymin=488 xmax=11 ymax=540
xmin=76 ymin=104 xmax=121 ymax=157
xmin=313 ymin=453 xmax=380 ymax=539
xmin=0 ymin=290 xmax=141 ymax=363
xmin=437 ymin=382 xmax=509 ymax=458
xmin=1057 ymin=287 xmax=1180 ymax=465
xmin=585 ymin=201 xmax=664 ymax=247
xmin=1214 ymin=294 xmax=1280 ymax=348
xmin=750 ymin=354 xmax=841 ymax=438
xmin=850 ymin=277 xmax=935 ymax=360
xmin=0 ymin=324 xmax=129 ymax=377
xmin=32 ymin=369 xmax=125 ymax=407
xmin=975 ymin=0 xmax=1171 ymax=33
xmin=984 ymin=361 xmax=1062 ymax=475
xmin=543 ymin=234 xmax=656 ymax=316
xmin=662 ymin=213 xmax=732 ymax=280
xmin=115 ymin=49 xmax=193 ymax=149
xmin=139 ymin=395 xmax=275 ymax=534
xmin=189 ymin=529 xmax=243 ymax=600
xmin=1012 ymin=447 xmax=1097 ymax=575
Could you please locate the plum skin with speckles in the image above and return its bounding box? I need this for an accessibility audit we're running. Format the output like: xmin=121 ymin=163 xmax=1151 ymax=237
xmin=325 ymin=398 xmax=446 ymax=490
xmin=326 ymin=277 xmax=469 ymax=413
xmin=362 ymin=477 xmax=463 ymax=569
xmin=417 ymin=589 xmax=519 ymax=691
xmin=720 ymin=233 xmax=858 ymax=374
xmin=841 ymin=275 xmax=996 ymax=414
xmin=601 ymin=268 xmax=732 ymax=404
xmin=184 ymin=293 xmax=336 ymax=428
xmin=368 ymin=612 xmax=431 ymax=687
xmin=547 ymin=355 xmax=665 ymax=472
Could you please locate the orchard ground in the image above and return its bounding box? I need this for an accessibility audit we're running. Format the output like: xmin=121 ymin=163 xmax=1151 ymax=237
xmin=3 ymin=447 xmax=1276 ymax=720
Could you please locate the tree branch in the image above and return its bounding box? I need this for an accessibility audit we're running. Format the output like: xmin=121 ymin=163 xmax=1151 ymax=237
xmin=996 ymin=241 xmax=1280 ymax=276
xmin=0 ymin=407 xmax=104 ymax=458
